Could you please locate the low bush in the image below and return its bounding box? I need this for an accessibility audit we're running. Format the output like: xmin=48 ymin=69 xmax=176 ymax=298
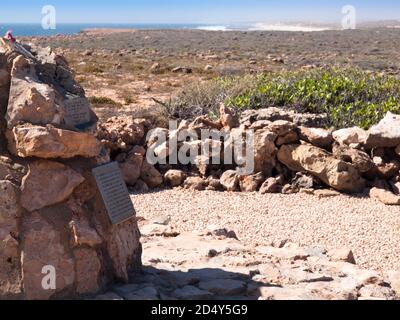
xmin=159 ymin=68 xmax=400 ymax=129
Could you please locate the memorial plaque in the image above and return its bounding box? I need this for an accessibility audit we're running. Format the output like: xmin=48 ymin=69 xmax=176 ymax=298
xmin=63 ymin=96 xmax=91 ymax=128
xmin=92 ymin=162 xmax=135 ymax=225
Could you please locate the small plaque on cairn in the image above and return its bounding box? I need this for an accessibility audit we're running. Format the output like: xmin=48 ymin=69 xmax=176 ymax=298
xmin=63 ymin=96 xmax=91 ymax=128
xmin=92 ymin=161 xmax=135 ymax=225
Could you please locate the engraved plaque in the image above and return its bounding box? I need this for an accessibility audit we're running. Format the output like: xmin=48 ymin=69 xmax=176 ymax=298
xmin=64 ymin=96 xmax=91 ymax=127
xmin=92 ymin=162 xmax=135 ymax=225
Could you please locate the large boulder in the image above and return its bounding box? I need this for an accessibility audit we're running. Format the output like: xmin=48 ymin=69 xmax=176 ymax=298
xmin=365 ymin=112 xmax=400 ymax=148
xmin=251 ymin=129 xmax=277 ymax=175
xmin=22 ymin=212 xmax=75 ymax=300
xmin=20 ymin=160 xmax=85 ymax=212
xmin=6 ymin=56 xmax=64 ymax=128
xmin=0 ymin=181 xmax=22 ymax=298
xmin=278 ymin=144 xmax=365 ymax=193
xmin=7 ymin=125 xmax=101 ymax=159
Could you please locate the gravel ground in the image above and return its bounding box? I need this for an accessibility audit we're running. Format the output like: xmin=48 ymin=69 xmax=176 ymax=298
xmin=131 ymin=189 xmax=400 ymax=273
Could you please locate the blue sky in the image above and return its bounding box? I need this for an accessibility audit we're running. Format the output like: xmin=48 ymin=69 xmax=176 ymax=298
xmin=0 ymin=0 xmax=399 ymax=24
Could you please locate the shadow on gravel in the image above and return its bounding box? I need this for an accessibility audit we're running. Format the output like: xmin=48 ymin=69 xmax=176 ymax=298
xmin=126 ymin=266 xmax=267 ymax=300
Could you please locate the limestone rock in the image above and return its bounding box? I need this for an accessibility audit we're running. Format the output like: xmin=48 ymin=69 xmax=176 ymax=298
xmin=7 ymin=125 xmax=101 ymax=159
xmin=314 ymin=189 xmax=341 ymax=198
xmin=268 ymin=120 xmax=297 ymax=137
xmin=198 ymin=279 xmax=246 ymax=296
xmin=333 ymin=127 xmax=368 ymax=146
xmin=327 ymin=248 xmax=356 ymax=264
xmin=219 ymin=104 xmax=239 ymax=130
xmin=22 ymin=212 xmax=75 ymax=300
xmin=6 ymin=83 xmax=63 ymax=128
xmin=220 ymin=170 xmax=239 ymax=192
xmin=20 ymin=161 xmax=85 ymax=211
xmin=120 ymin=146 xmax=145 ymax=186
xmin=0 ymin=181 xmax=22 ymax=297
xmin=260 ymin=177 xmax=283 ymax=194
xmin=252 ymin=129 xmax=278 ymax=175
xmin=369 ymin=187 xmax=400 ymax=205
xmin=387 ymin=271 xmax=400 ymax=295
xmin=278 ymin=144 xmax=365 ymax=193
xmin=97 ymin=116 xmax=148 ymax=151
xmin=333 ymin=145 xmax=375 ymax=173
xmin=358 ymin=284 xmax=396 ymax=300
xmin=183 ymin=176 xmax=206 ymax=191
xmin=140 ymin=161 xmax=163 ymax=188
xmin=299 ymin=127 xmax=333 ymax=149
xmin=292 ymin=172 xmax=319 ymax=190
xmin=365 ymin=112 xmax=400 ymax=148
xmin=73 ymin=248 xmax=101 ymax=295
xmin=69 ymin=219 xmax=102 ymax=248
xmin=173 ymin=285 xmax=213 ymax=300
xmin=106 ymin=219 xmax=142 ymax=283
xmin=164 ymin=169 xmax=186 ymax=187
xmin=239 ymin=172 xmax=264 ymax=192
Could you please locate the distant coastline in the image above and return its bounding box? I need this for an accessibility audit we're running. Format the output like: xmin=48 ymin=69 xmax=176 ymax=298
xmin=1 ymin=21 xmax=399 ymax=37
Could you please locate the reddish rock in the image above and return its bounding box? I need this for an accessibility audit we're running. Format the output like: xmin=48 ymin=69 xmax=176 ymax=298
xmin=7 ymin=125 xmax=101 ymax=159
xmin=278 ymin=144 xmax=365 ymax=193
xmin=0 ymin=181 xmax=22 ymax=297
xmin=73 ymin=248 xmax=102 ymax=295
xmin=21 ymin=160 xmax=85 ymax=212
xmin=22 ymin=212 xmax=75 ymax=300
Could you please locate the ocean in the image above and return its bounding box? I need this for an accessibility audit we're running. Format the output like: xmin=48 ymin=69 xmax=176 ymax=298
xmin=0 ymin=23 xmax=333 ymax=37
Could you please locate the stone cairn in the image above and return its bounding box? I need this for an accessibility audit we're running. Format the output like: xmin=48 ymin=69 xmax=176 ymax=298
xmin=0 ymin=41 xmax=141 ymax=299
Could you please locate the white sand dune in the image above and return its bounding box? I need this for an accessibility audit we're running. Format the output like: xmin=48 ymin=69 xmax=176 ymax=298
xmin=249 ymin=22 xmax=331 ymax=32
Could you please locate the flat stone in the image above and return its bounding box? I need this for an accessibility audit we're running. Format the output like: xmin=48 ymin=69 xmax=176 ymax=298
xmin=358 ymin=284 xmax=396 ymax=300
xmin=369 ymin=187 xmax=400 ymax=205
xmin=125 ymin=286 xmax=159 ymax=300
xmin=198 ymin=279 xmax=246 ymax=296
xmin=327 ymin=248 xmax=356 ymax=264
xmin=172 ymin=285 xmax=213 ymax=300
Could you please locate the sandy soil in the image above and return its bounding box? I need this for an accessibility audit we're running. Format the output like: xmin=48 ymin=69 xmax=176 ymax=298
xmin=132 ymin=189 xmax=400 ymax=273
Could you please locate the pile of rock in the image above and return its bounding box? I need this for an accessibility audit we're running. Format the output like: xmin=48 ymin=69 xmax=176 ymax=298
xmin=102 ymin=104 xmax=400 ymax=205
xmin=0 ymin=42 xmax=141 ymax=299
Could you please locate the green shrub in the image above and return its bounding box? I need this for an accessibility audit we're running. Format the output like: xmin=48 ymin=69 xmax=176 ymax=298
xmin=89 ymin=96 xmax=121 ymax=107
xmin=160 ymin=68 xmax=400 ymax=129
